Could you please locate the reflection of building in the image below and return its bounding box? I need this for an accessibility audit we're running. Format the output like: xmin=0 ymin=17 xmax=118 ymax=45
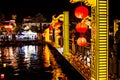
xmin=16 ymin=30 xmax=37 ymax=40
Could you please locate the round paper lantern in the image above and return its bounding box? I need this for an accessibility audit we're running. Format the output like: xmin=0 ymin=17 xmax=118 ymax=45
xmin=74 ymin=6 xmax=89 ymax=19
xmin=77 ymin=37 xmax=87 ymax=46
xmin=76 ymin=22 xmax=88 ymax=33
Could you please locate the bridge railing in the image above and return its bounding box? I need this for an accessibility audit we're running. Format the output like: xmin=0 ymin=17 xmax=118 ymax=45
xmin=65 ymin=43 xmax=91 ymax=80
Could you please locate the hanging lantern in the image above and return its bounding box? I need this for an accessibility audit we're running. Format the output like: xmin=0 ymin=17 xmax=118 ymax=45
xmin=74 ymin=6 xmax=89 ymax=19
xmin=77 ymin=37 xmax=87 ymax=46
xmin=54 ymin=22 xmax=61 ymax=27
xmin=0 ymin=74 xmax=5 ymax=79
xmin=76 ymin=22 xmax=88 ymax=33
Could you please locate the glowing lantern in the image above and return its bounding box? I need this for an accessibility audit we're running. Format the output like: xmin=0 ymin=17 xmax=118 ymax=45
xmin=74 ymin=6 xmax=89 ymax=19
xmin=3 ymin=63 xmax=6 ymax=67
xmin=77 ymin=37 xmax=87 ymax=46
xmin=0 ymin=74 xmax=5 ymax=79
xmin=4 ymin=25 xmax=13 ymax=32
xmin=49 ymin=25 xmax=53 ymax=30
xmin=54 ymin=22 xmax=61 ymax=27
xmin=76 ymin=22 xmax=88 ymax=33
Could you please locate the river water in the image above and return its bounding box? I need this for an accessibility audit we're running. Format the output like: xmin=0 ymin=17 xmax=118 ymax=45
xmin=0 ymin=44 xmax=69 ymax=80
xmin=0 ymin=43 xmax=85 ymax=80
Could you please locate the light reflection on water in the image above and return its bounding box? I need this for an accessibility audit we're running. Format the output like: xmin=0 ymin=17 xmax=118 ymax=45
xmin=0 ymin=45 xmax=38 ymax=69
xmin=0 ymin=44 xmax=68 ymax=80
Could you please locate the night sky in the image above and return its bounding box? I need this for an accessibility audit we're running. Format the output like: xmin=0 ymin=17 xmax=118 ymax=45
xmin=0 ymin=0 xmax=119 ymax=25
xmin=0 ymin=0 xmax=73 ymax=22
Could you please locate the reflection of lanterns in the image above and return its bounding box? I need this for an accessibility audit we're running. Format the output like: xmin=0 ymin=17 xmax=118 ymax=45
xmin=76 ymin=22 xmax=88 ymax=33
xmin=77 ymin=37 xmax=87 ymax=46
xmin=74 ymin=6 xmax=89 ymax=19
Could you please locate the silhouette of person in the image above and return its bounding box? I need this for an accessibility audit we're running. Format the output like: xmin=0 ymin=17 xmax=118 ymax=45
xmin=115 ymin=23 xmax=120 ymax=78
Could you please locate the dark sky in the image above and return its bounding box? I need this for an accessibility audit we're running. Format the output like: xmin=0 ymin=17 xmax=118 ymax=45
xmin=0 ymin=0 xmax=119 ymax=25
xmin=0 ymin=0 xmax=73 ymax=22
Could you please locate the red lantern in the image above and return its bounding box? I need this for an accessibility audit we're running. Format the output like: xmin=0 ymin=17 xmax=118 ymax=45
xmin=77 ymin=37 xmax=87 ymax=46
xmin=54 ymin=22 xmax=61 ymax=27
xmin=74 ymin=6 xmax=89 ymax=19
xmin=49 ymin=25 xmax=53 ymax=30
xmin=76 ymin=22 xmax=88 ymax=33
xmin=0 ymin=74 xmax=5 ymax=79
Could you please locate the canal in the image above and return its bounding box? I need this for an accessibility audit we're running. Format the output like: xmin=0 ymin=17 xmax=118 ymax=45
xmin=0 ymin=42 xmax=85 ymax=80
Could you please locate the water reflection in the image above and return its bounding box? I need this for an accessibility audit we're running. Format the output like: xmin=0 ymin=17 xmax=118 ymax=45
xmin=0 ymin=44 xmax=68 ymax=80
xmin=0 ymin=45 xmax=38 ymax=68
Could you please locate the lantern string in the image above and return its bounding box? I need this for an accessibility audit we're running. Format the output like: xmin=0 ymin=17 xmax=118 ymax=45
xmin=81 ymin=0 xmax=84 ymax=5
xmin=80 ymin=0 xmax=82 ymax=5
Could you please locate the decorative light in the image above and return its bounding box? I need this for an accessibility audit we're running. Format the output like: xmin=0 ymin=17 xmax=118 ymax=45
xmin=74 ymin=6 xmax=89 ymax=19
xmin=49 ymin=25 xmax=53 ymax=36
xmin=4 ymin=25 xmax=13 ymax=32
xmin=87 ymin=0 xmax=96 ymax=6
xmin=77 ymin=37 xmax=87 ymax=46
xmin=54 ymin=22 xmax=61 ymax=38
xmin=49 ymin=25 xmax=53 ymax=30
xmin=55 ymin=29 xmax=61 ymax=38
xmin=0 ymin=74 xmax=5 ymax=79
xmin=3 ymin=63 xmax=6 ymax=67
xmin=76 ymin=22 xmax=88 ymax=33
xmin=54 ymin=22 xmax=61 ymax=27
